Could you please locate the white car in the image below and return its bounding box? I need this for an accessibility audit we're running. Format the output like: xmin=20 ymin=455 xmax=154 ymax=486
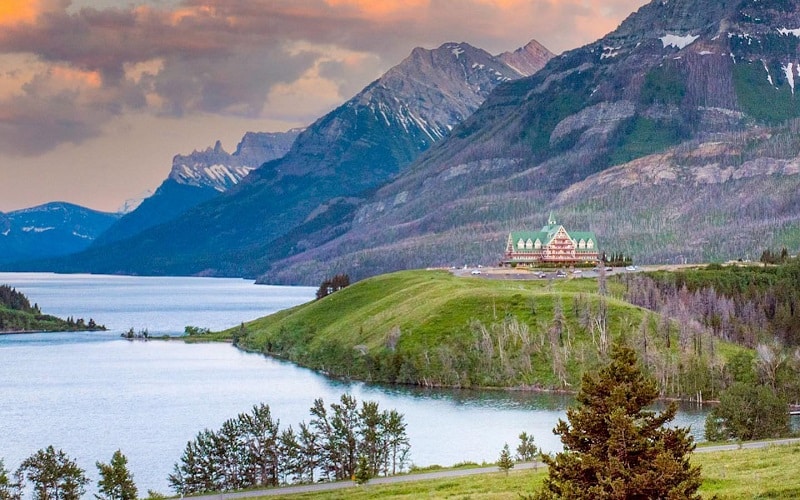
xmin=625 ymin=265 xmax=638 ymax=271
xmin=470 ymin=269 xmax=481 ymax=275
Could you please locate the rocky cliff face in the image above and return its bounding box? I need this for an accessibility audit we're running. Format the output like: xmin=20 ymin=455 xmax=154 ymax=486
xmin=498 ymin=39 xmax=554 ymax=76
xmin=94 ymin=129 xmax=301 ymax=246
xmin=169 ymin=130 xmax=301 ymax=191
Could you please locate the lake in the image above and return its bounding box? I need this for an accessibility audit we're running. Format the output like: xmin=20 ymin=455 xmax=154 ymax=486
xmin=0 ymin=273 xmax=709 ymax=494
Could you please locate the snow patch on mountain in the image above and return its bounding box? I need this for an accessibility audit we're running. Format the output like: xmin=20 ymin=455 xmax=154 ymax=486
xmin=660 ymin=34 xmax=699 ymax=49
xmin=168 ymin=130 xmax=300 ymax=192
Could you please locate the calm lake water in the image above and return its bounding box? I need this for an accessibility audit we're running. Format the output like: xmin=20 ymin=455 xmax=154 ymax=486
xmin=0 ymin=273 xmax=709 ymax=494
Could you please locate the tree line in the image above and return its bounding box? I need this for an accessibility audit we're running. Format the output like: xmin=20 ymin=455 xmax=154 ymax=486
xmin=168 ymin=394 xmax=410 ymax=495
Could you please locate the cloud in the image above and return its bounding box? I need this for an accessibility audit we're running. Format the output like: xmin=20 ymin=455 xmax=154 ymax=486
xmin=0 ymin=0 xmax=647 ymax=157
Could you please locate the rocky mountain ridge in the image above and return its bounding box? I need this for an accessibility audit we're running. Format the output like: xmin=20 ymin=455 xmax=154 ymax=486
xmin=169 ymin=130 xmax=302 ymax=192
xmin=255 ymin=0 xmax=800 ymax=283
xmin=35 ymin=39 xmax=553 ymax=276
xmin=92 ymin=128 xmax=302 ymax=246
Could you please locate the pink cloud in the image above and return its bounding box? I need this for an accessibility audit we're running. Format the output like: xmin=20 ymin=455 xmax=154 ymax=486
xmin=0 ymin=0 xmax=647 ymax=156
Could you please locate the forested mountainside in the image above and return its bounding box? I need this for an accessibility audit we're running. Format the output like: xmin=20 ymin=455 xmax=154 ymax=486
xmin=26 ymin=41 xmax=551 ymax=277
xmin=260 ymin=0 xmax=800 ymax=284
xmin=0 ymin=203 xmax=120 ymax=265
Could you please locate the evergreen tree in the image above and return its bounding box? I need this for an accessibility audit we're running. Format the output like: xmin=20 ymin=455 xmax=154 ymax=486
xmin=0 ymin=459 xmax=22 ymax=500
xmin=515 ymin=432 xmax=539 ymax=462
xmin=538 ymin=343 xmax=701 ymax=499
xmin=354 ymin=455 xmax=371 ymax=485
xmin=95 ymin=450 xmax=137 ymax=500
xmin=18 ymin=446 xmax=89 ymax=500
xmin=497 ymin=444 xmax=515 ymax=475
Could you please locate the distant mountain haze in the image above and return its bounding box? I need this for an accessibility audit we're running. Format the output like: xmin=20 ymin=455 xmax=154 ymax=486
xmin=21 ymin=40 xmax=552 ymax=277
xmin=0 ymin=203 xmax=120 ymax=265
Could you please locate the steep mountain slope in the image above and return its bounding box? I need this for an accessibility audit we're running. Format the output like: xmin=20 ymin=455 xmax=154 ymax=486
xmin=261 ymin=0 xmax=800 ymax=284
xmin=0 ymin=203 xmax=120 ymax=265
xmin=38 ymin=41 xmax=552 ymax=276
xmin=95 ymin=130 xmax=300 ymax=245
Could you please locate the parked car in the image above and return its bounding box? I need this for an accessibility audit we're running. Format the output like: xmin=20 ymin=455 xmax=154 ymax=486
xmin=470 ymin=269 xmax=481 ymax=275
xmin=572 ymin=269 xmax=582 ymax=275
xmin=536 ymin=272 xmax=547 ymax=279
xmin=625 ymin=265 xmax=638 ymax=271
xmin=555 ymin=270 xmax=567 ymax=278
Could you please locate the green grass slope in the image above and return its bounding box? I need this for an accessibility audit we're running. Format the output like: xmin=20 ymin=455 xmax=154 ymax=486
xmin=260 ymin=442 xmax=800 ymax=499
xmin=230 ymin=270 xmax=726 ymax=392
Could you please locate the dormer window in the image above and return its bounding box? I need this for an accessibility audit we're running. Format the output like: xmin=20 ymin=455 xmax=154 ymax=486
xmin=517 ymin=238 xmax=525 ymax=249
xmin=526 ymin=239 xmax=533 ymax=249
xmin=534 ymin=239 xmax=542 ymax=249
xmin=587 ymin=239 xmax=594 ymax=249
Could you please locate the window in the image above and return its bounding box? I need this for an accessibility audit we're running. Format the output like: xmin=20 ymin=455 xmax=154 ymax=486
xmin=526 ymin=239 xmax=533 ymax=249
xmin=534 ymin=239 xmax=542 ymax=249
xmin=579 ymin=239 xmax=586 ymax=249
xmin=587 ymin=239 xmax=594 ymax=249
xmin=518 ymin=238 xmax=525 ymax=249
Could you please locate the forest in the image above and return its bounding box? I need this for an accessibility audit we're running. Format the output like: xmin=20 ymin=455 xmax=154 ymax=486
xmin=0 ymin=284 xmax=105 ymax=333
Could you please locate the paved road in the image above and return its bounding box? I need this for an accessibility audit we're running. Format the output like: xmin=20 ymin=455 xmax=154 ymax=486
xmin=190 ymin=438 xmax=800 ymax=499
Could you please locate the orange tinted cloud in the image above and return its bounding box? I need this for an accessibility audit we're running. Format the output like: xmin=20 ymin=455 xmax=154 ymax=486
xmin=323 ymin=0 xmax=428 ymax=19
xmin=0 ymin=2 xmax=39 ymax=25
xmin=0 ymin=0 xmax=65 ymax=26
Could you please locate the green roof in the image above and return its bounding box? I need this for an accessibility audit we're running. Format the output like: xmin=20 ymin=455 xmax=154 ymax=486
xmin=508 ymin=223 xmax=598 ymax=253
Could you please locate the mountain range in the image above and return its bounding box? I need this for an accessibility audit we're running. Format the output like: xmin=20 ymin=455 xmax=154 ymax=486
xmin=9 ymin=0 xmax=800 ymax=284
xmin=258 ymin=0 xmax=800 ymax=283
xmin=17 ymin=40 xmax=552 ymax=277
xmin=0 ymin=203 xmax=120 ymax=265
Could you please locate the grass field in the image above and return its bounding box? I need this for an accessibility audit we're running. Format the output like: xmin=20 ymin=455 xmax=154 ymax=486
xmin=222 ymin=269 xmax=652 ymax=389
xmin=214 ymin=269 xmax=744 ymax=397
xmin=257 ymin=443 xmax=800 ymax=499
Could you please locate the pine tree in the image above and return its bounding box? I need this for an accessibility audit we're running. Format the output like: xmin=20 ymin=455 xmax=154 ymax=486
xmin=538 ymin=343 xmax=701 ymax=499
xmin=17 ymin=446 xmax=89 ymax=500
xmin=95 ymin=450 xmax=137 ymax=500
xmin=354 ymin=455 xmax=371 ymax=485
xmin=515 ymin=432 xmax=539 ymax=462
xmin=0 ymin=459 xmax=22 ymax=500
xmin=497 ymin=444 xmax=515 ymax=475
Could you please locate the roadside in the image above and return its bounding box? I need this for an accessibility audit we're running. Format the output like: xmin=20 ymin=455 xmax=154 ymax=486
xmin=189 ymin=438 xmax=800 ymax=499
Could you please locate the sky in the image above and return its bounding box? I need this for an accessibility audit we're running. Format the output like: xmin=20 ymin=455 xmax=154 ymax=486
xmin=0 ymin=0 xmax=649 ymax=213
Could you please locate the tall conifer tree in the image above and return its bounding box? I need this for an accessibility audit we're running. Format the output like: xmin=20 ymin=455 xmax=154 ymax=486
xmin=538 ymin=343 xmax=701 ymax=499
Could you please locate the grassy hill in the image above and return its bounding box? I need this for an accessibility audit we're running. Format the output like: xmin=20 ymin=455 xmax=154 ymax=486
xmin=226 ymin=270 xmax=740 ymax=396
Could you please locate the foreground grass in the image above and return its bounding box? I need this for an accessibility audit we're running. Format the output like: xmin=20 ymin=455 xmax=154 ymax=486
xmin=253 ymin=443 xmax=800 ymax=499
